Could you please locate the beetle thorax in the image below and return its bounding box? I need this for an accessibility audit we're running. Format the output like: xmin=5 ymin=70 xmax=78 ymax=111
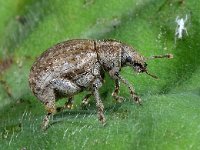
xmin=95 ymin=40 xmax=122 ymax=71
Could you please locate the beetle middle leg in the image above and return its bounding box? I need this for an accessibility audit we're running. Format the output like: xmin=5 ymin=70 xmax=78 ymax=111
xmin=65 ymin=96 xmax=73 ymax=109
xmin=56 ymin=96 xmax=74 ymax=112
xmin=92 ymin=78 xmax=106 ymax=125
xmin=50 ymin=78 xmax=81 ymax=112
xmin=81 ymin=93 xmax=92 ymax=108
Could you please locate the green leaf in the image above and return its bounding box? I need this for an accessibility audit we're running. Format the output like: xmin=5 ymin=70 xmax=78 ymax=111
xmin=0 ymin=0 xmax=200 ymax=149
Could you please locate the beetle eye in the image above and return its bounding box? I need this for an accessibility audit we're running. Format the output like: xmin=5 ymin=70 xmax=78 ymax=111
xmin=126 ymin=56 xmax=132 ymax=63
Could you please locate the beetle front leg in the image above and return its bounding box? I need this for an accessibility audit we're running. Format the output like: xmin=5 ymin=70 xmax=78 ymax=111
xmin=112 ymin=79 xmax=124 ymax=103
xmin=92 ymin=79 xmax=106 ymax=125
xmin=109 ymin=68 xmax=141 ymax=105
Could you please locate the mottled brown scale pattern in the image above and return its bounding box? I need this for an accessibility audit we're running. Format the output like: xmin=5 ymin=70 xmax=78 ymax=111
xmin=96 ymin=40 xmax=122 ymax=70
xmin=29 ymin=39 xmax=172 ymax=130
xmin=29 ymin=40 xmax=96 ymax=94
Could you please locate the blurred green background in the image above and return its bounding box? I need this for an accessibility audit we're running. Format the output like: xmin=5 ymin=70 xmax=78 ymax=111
xmin=0 ymin=0 xmax=200 ymax=149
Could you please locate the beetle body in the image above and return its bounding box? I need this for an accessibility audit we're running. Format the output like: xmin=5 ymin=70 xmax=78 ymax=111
xmin=29 ymin=39 xmax=171 ymax=129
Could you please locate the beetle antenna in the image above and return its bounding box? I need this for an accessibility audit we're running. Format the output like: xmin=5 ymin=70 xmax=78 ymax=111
xmin=147 ymin=54 xmax=173 ymax=60
xmin=145 ymin=71 xmax=158 ymax=79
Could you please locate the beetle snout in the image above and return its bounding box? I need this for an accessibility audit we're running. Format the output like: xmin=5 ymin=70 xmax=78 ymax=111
xmin=133 ymin=62 xmax=147 ymax=73
xmin=137 ymin=67 xmax=147 ymax=73
xmin=142 ymin=63 xmax=148 ymax=72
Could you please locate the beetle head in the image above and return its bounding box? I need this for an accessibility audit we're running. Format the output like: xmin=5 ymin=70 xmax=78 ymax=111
xmin=121 ymin=44 xmax=173 ymax=79
xmin=121 ymin=45 xmax=147 ymax=73
xmin=126 ymin=55 xmax=147 ymax=73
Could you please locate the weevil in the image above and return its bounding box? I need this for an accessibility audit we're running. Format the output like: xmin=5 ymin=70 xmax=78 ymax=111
xmin=29 ymin=39 xmax=173 ymax=129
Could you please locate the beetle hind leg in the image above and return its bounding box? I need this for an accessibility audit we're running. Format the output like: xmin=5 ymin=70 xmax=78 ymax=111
xmin=92 ymin=79 xmax=106 ymax=125
xmin=42 ymin=100 xmax=56 ymax=130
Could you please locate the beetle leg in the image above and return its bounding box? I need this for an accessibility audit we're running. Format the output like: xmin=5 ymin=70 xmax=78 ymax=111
xmin=81 ymin=93 xmax=92 ymax=108
xmin=112 ymin=79 xmax=124 ymax=103
xmin=92 ymin=79 xmax=106 ymax=125
xmin=50 ymin=78 xmax=82 ymax=112
xmin=65 ymin=96 xmax=73 ymax=109
xmin=42 ymin=100 xmax=56 ymax=130
xmin=50 ymin=78 xmax=81 ymax=95
xmin=56 ymin=96 xmax=74 ymax=112
xmin=109 ymin=69 xmax=141 ymax=105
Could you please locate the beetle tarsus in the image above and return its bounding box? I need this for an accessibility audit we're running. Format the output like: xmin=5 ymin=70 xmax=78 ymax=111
xmin=134 ymin=96 xmax=142 ymax=105
xmin=42 ymin=114 xmax=50 ymax=130
xmin=42 ymin=101 xmax=56 ymax=130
